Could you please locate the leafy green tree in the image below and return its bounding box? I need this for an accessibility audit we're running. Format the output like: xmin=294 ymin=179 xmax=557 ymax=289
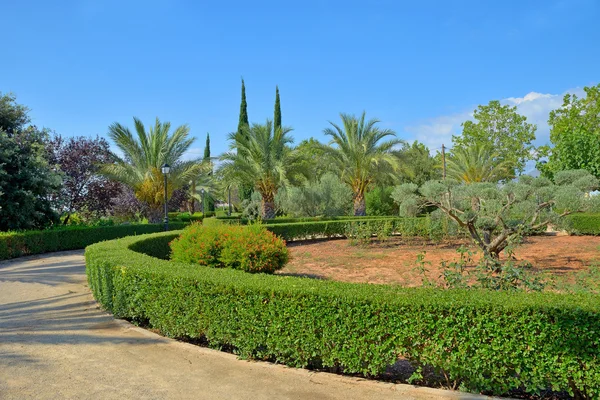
xmin=221 ymin=120 xmax=305 ymax=219
xmin=453 ymin=100 xmax=537 ymax=179
xmin=294 ymin=138 xmax=333 ymax=182
xmin=274 ymin=86 xmax=281 ymax=132
xmin=0 ymin=93 xmax=29 ymax=135
xmin=102 ymin=117 xmax=204 ymax=221
xmin=320 ymin=112 xmax=401 ymax=216
xmin=366 ymin=186 xmax=398 ymax=216
xmin=539 ymin=84 xmax=600 ymax=179
xmin=277 ymin=173 xmax=353 ymax=217
xmin=392 ymin=170 xmax=598 ymax=261
xmin=0 ymin=92 xmax=61 ymax=230
xmin=393 ymin=141 xmax=440 ymax=185
xmin=446 ymin=143 xmax=511 ymax=183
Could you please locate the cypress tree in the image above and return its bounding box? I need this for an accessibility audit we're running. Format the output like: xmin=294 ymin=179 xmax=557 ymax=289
xmin=237 ymin=79 xmax=253 ymax=202
xmin=203 ymin=132 xmax=215 ymax=211
xmin=238 ymin=79 xmax=249 ymax=135
xmin=274 ymin=85 xmax=281 ymax=132
xmin=203 ymin=132 xmax=210 ymax=160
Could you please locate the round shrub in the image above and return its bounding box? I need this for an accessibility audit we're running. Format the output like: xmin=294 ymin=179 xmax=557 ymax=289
xmin=170 ymin=223 xmax=288 ymax=273
xmin=219 ymin=224 xmax=288 ymax=273
xmin=169 ymin=222 xmax=223 ymax=267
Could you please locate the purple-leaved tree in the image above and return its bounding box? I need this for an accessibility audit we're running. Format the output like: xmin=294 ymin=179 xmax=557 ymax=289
xmin=47 ymin=135 xmax=122 ymax=224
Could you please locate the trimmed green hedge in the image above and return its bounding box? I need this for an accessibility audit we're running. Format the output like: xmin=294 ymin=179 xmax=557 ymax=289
xmin=85 ymin=231 xmax=600 ymax=398
xmin=0 ymin=223 xmax=188 ymax=261
xmin=216 ymin=215 xmax=402 ymax=225
xmin=566 ymin=213 xmax=600 ymax=235
xmin=264 ymin=216 xmax=460 ymax=241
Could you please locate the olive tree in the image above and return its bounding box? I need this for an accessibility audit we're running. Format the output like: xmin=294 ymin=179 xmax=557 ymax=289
xmin=392 ymin=170 xmax=599 ymax=261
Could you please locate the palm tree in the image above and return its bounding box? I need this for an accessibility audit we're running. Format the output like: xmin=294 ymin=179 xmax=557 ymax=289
xmin=446 ymin=144 xmax=512 ymax=183
xmin=187 ymin=162 xmax=218 ymax=214
xmin=102 ymin=117 xmax=205 ymax=220
xmin=221 ymin=120 xmax=305 ymax=219
xmin=320 ymin=112 xmax=402 ymax=216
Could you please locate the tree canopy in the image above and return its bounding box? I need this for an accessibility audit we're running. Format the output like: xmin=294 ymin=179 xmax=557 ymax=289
xmin=539 ymin=84 xmax=600 ymax=179
xmin=392 ymin=170 xmax=599 ymax=261
xmin=319 ymin=112 xmax=402 ymax=216
xmin=221 ymin=120 xmax=305 ymax=219
xmin=102 ymin=117 xmax=204 ymax=220
xmin=0 ymin=92 xmax=61 ymax=230
xmin=453 ymin=100 xmax=536 ymax=179
xmin=393 ymin=141 xmax=440 ymax=185
xmin=47 ymin=135 xmax=122 ymax=224
xmin=446 ymin=143 xmax=511 ymax=183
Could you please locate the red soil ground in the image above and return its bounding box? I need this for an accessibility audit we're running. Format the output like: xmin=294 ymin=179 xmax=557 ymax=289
xmin=279 ymin=235 xmax=600 ymax=286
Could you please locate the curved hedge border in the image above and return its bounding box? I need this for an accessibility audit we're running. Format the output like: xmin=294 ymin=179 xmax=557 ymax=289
xmin=0 ymin=223 xmax=188 ymax=261
xmin=86 ymin=231 xmax=600 ymax=398
xmin=0 ymin=216 xmax=428 ymax=261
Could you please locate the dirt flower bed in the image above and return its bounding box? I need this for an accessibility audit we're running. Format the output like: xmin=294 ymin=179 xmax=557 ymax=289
xmin=280 ymin=235 xmax=600 ymax=288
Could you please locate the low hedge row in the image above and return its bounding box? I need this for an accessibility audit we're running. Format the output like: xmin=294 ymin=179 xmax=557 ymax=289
xmin=264 ymin=216 xmax=462 ymax=241
xmin=0 ymin=223 xmax=188 ymax=261
xmin=566 ymin=213 xmax=600 ymax=235
xmin=85 ymin=231 xmax=600 ymax=398
xmin=216 ymin=215 xmax=402 ymax=225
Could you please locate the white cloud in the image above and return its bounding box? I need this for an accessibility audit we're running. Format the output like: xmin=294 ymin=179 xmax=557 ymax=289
xmin=504 ymin=92 xmax=553 ymax=105
xmin=403 ymin=86 xmax=586 ymax=153
xmin=404 ymin=111 xmax=473 ymax=152
xmin=181 ymin=147 xmax=204 ymax=161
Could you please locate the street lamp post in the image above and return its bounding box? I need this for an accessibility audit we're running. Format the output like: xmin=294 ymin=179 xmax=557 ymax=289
xmin=228 ymin=185 xmax=232 ymax=216
xmin=201 ymin=188 xmax=205 ymax=215
xmin=161 ymin=163 xmax=171 ymax=231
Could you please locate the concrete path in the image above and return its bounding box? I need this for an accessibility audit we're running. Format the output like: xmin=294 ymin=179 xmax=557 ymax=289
xmin=0 ymin=251 xmax=496 ymax=400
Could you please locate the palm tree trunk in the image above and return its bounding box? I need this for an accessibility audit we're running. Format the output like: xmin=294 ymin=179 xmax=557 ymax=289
xmin=261 ymin=192 xmax=276 ymax=220
xmin=147 ymin=207 xmax=163 ymax=224
xmin=353 ymin=192 xmax=367 ymax=216
xmin=189 ymin=180 xmax=196 ymax=213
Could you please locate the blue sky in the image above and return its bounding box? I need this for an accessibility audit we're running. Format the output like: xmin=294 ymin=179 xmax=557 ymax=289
xmin=2 ymin=0 xmax=599 ymax=159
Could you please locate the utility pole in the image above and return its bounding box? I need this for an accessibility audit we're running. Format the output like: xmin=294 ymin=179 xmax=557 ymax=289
xmin=441 ymin=144 xmax=447 ymax=181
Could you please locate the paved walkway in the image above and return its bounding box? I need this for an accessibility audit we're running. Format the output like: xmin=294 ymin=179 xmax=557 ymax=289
xmin=0 ymin=251 xmax=496 ymax=400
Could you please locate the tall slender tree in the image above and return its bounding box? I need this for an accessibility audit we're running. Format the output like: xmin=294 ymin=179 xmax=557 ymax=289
xmin=238 ymin=79 xmax=249 ymax=134
xmin=202 ymin=132 xmax=214 ymax=211
xmin=274 ymin=86 xmax=281 ymax=132
xmin=203 ymin=133 xmax=211 ymax=160
xmin=237 ymin=79 xmax=252 ymax=200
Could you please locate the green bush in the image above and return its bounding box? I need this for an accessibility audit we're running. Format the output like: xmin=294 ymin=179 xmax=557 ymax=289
xmin=218 ymin=224 xmax=288 ymax=273
xmin=170 ymin=223 xmax=288 ymax=273
xmin=86 ymin=232 xmax=600 ymax=398
xmin=276 ymin=173 xmax=353 ymax=217
xmin=169 ymin=212 xmax=204 ymax=223
xmin=0 ymin=223 xmax=188 ymax=261
xmin=170 ymin=223 xmax=224 ymax=267
xmin=565 ymin=213 xmax=600 ymax=235
xmin=365 ymin=186 xmax=398 ymax=216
